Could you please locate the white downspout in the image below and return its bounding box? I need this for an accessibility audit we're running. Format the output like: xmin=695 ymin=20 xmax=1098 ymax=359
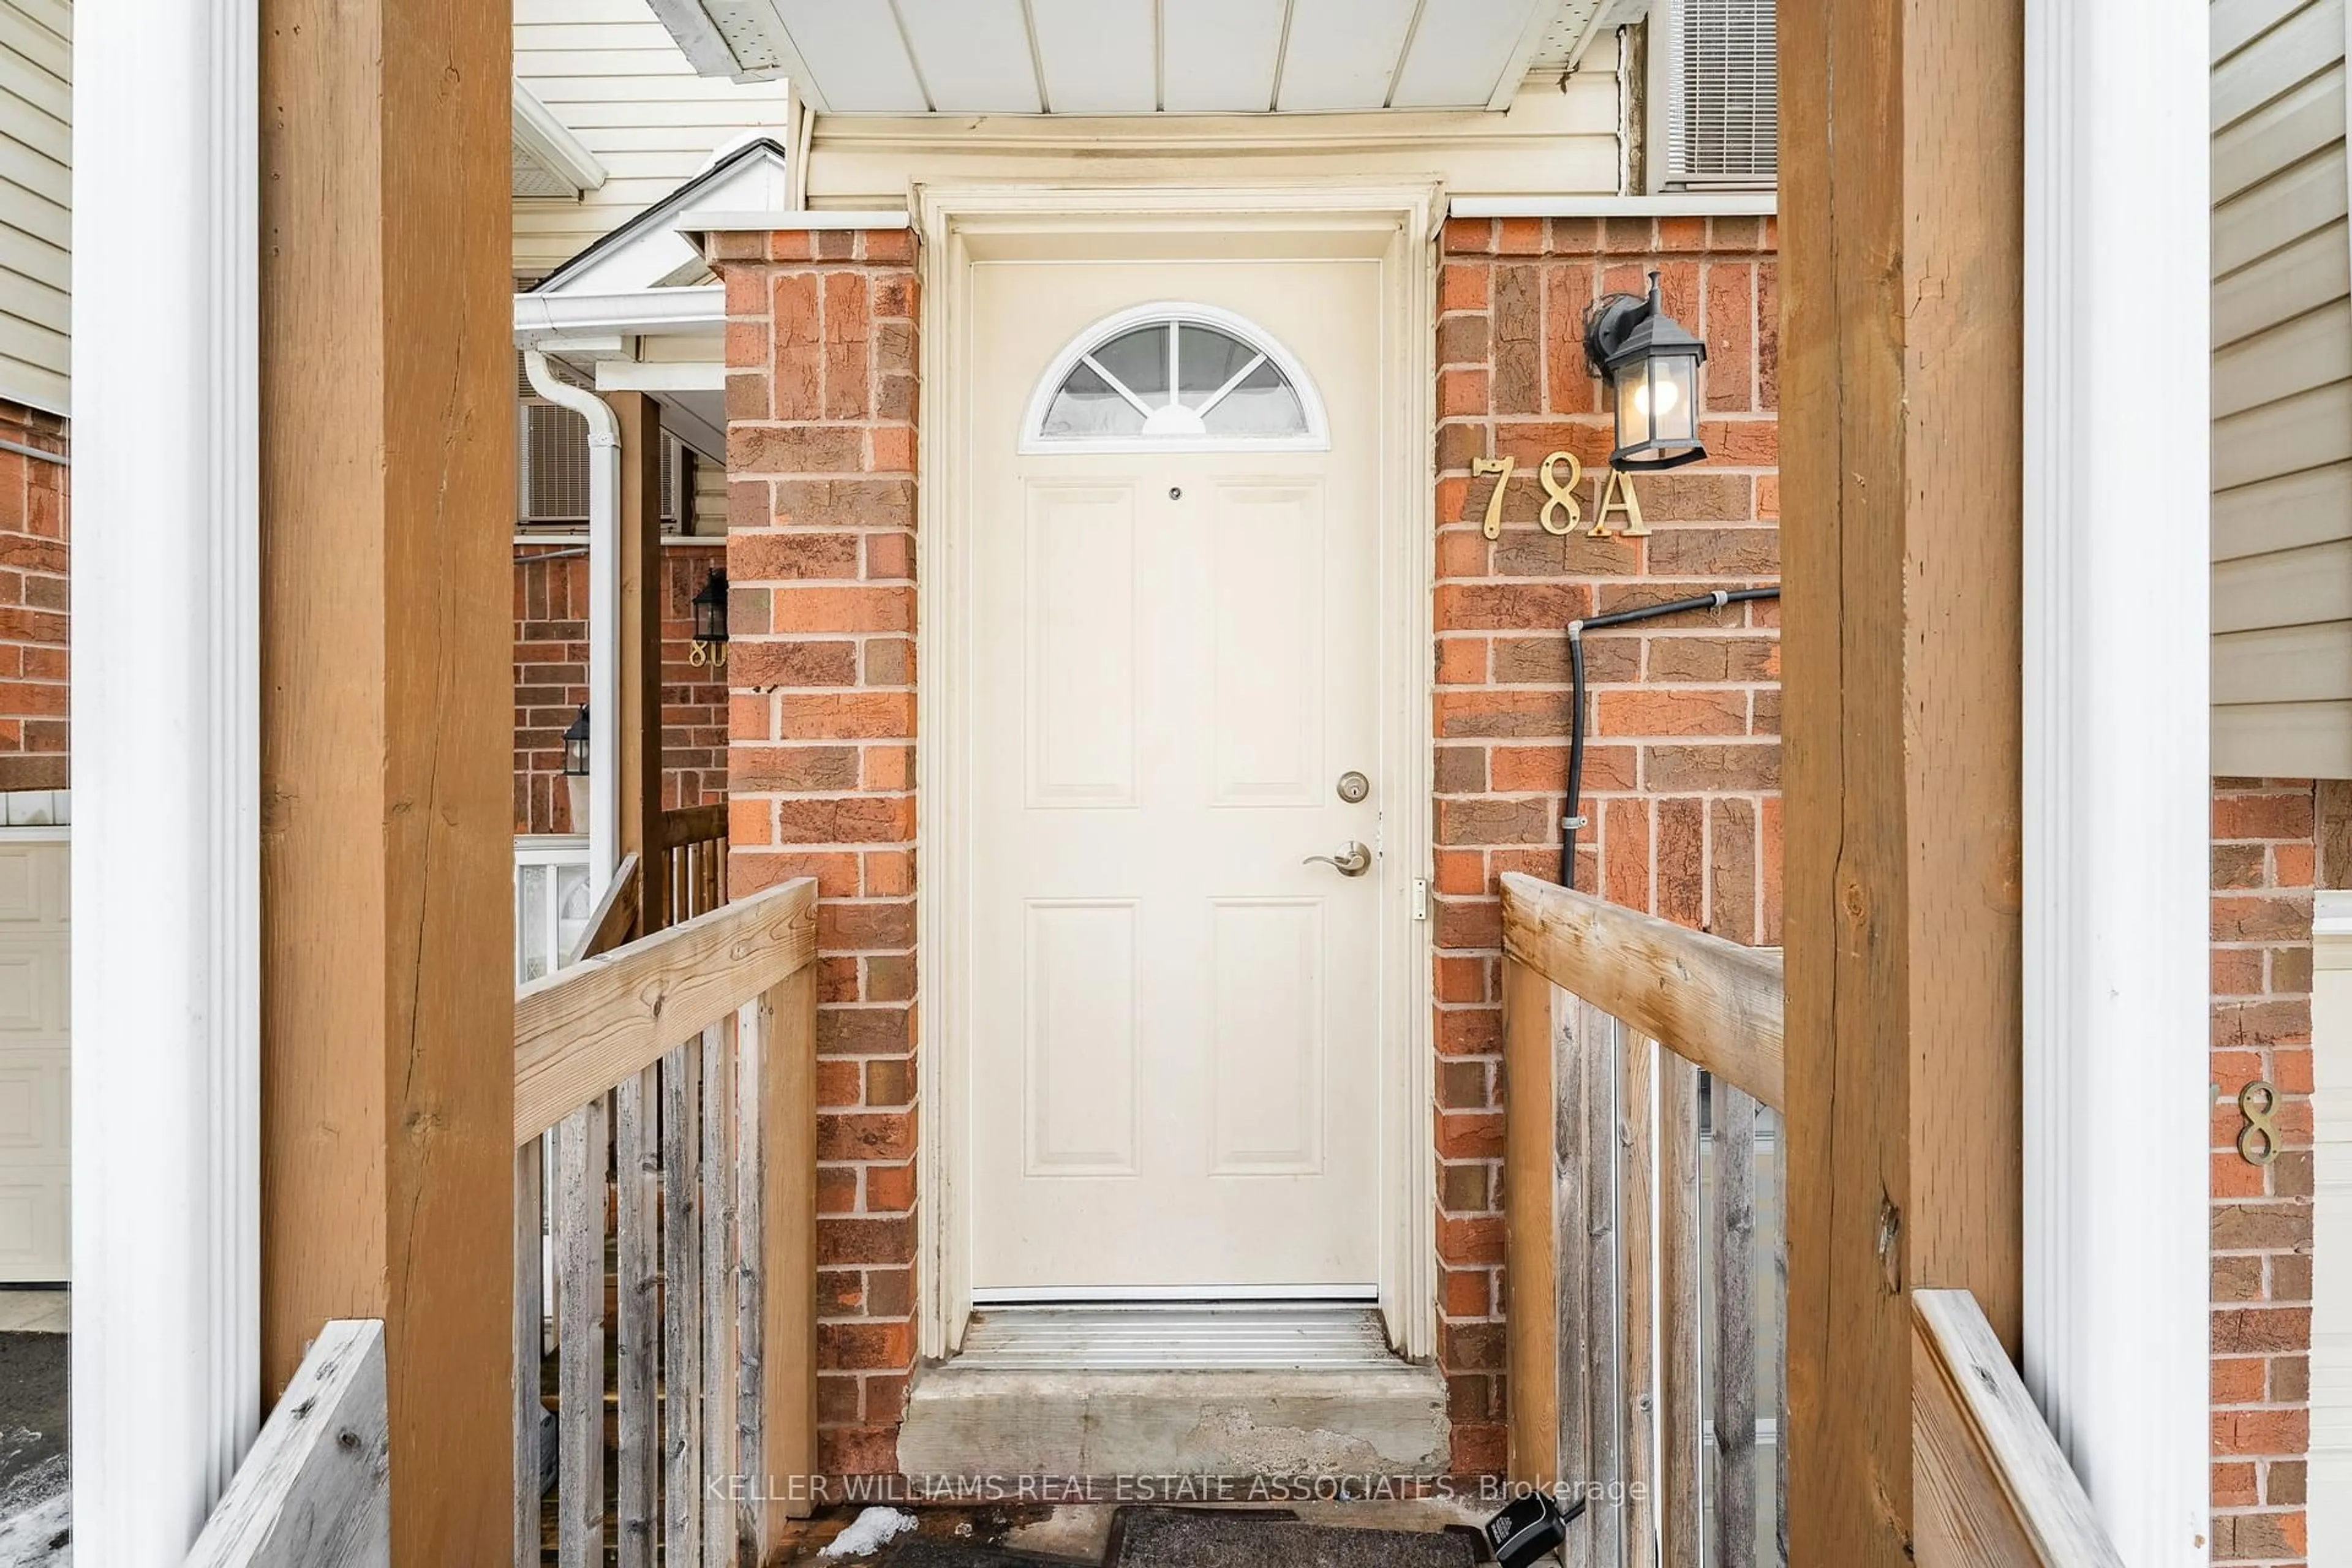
xmin=523 ymin=351 xmax=620 ymax=893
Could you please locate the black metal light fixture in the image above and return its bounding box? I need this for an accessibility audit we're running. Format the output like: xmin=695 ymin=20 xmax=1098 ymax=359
xmin=561 ymin=704 xmax=591 ymax=778
xmin=1583 ymin=270 xmax=1708 ymax=472
xmin=690 ymin=567 xmax=729 ymax=668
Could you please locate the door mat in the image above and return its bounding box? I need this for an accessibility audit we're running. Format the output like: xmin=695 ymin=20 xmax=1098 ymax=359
xmin=1102 ymin=1506 xmax=1483 ymax=1568
xmin=884 ymin=1540 xmax=1096 ymax=1567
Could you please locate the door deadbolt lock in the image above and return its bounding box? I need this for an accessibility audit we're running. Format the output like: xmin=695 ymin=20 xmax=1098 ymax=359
xmin=1335 ymin=771 xmax=1371 ymax=804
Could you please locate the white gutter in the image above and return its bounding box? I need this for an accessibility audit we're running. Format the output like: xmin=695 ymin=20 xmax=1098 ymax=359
xmin=513 ymin=284 xmax=726 ymax=344
xmin=523 ymin=351 xmax=620 ymax=895
xmin=511 ymin=79 xmax=607 ymax=196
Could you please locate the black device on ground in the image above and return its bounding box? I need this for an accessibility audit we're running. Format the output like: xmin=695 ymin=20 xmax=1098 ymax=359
xmin=1482 ymin=1492 xmax=1589 ymax=1567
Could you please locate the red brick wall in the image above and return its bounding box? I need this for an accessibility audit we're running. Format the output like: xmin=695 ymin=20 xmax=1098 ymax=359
xmin=700 ymin=216 xmax=2312 ymax=1508
xmin=0 ymin=399 xmax=67 ymax=790
xmin=2211 ymin=778 xmax=2317 ymax=1566
xmin=713 ymin=225 xmax=920 ymax=1477
xmin=512 ymin=541 xmax=730 ymax=833
xmin=1430 ymin=214 xmax=1782 ymax=1471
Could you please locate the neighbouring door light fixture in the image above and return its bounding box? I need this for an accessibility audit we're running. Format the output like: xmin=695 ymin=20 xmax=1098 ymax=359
xmin=1583 ymin=271 xmax=1708 ymax=472
xmin=562 ymin=704 xmax=591 ymax=778
xmin=561 ymin=703 xmax=592 ymax=837
xmin=690 ymin=567 xmax=729 ymax=667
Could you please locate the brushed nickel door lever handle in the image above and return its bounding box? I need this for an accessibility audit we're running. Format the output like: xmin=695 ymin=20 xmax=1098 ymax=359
xmin=1303 ymin=842 xmax=1373 ymax=878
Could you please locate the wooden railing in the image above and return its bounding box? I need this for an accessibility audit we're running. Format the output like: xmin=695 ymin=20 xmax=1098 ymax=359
xmin=1913 ymin=1291 xmax=2125 ymax=1566
xmin=1498 ymin=873 xmax=2119 ymax=1566
xmin=1501 ymin=872 xmax=1787 ymax=1565
xmin=187 ymin=1320 xmax=390 ymax=1567
xmin=657 ymin=803 xmax=729 ymax=929
xmin=513 ymin=875 xmax=818 ymax=1567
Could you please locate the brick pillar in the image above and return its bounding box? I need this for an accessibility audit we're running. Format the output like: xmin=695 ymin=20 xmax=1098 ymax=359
xmin=0 ymin=399 xmax=67 ymax=791
xmin=2211 ymin=778 xmax=2317 ymax=1566
xmin=714 ymin=224 xmax=919 ymax=1477
xmin=1430 ymin=214 xmax=1782 ymax=1474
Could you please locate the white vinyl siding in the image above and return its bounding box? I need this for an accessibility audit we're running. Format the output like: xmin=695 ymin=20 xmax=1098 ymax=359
xmin=0 ymin=0 xmax=67 ymax=415
xmin=691 ymin=440 xmax=726 ymax=535
xmin=513 ymin=0 xmax=791 ymax=275
xmin=2212 ymin=0 xmax=2352 ymax=777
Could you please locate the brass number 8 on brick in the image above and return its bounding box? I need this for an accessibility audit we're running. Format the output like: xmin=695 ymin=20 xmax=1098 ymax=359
xmin=1537 ymin=451 xmax=1583 ymax=536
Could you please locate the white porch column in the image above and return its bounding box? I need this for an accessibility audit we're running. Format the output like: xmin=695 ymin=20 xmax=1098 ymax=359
xmin=70 ymin=0 xmax=260 ymax=1560
xmin=2022 ymin=0 xmax=2211 ymax=1560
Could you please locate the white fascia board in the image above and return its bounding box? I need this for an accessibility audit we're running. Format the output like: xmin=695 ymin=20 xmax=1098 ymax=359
xmin=511 ymin=79 xmax=607 ymax=196
xmin=513 ymin=285 xmax=726 ymax=345
xmin=644 ymin=0 xmax=802 ymax=88
xmin=2317 ymin=888 xmax=2352 ymax=943
xmin=1447 ymin=192 xmax=1776 ymax=217
xmin=547 ymin=145 xmax=793 ymax=296
xmin=596 ymin=360 xmax=726 ymax=393
xmin=1489 ymin=0 xmax=1574 ymax=109
xmin=680 ymin=208 xmax=913 ymax=233
xmin=643 ymin=0 xmax=743 ymax=78
xmin=660 ymin=396 xmax=729 ymax=466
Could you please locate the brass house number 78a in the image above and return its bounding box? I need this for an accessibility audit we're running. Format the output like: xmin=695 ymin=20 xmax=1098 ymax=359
xmin=1472 ymin=452 xmax=1651 ymax=541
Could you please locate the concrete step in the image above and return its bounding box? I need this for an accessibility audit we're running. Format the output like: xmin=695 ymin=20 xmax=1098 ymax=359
xmin=900 ymin=1309 xmax=1448 ymax=1479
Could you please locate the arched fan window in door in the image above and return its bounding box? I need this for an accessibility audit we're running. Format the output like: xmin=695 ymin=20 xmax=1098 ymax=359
xmin=1023 ymin=303 xmax=1329 ymax=453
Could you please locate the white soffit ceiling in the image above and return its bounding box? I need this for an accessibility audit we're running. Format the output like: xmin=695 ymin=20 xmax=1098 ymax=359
xmin=693 ymin=0 xmax=1576 ymax=115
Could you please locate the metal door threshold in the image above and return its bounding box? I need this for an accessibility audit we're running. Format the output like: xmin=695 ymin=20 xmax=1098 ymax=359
xmin=956 ymin=1304 xmax=1400 ymax=1372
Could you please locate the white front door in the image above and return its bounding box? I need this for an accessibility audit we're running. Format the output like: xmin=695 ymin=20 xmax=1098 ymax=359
xmin=967 ymin=257 xmax=1385 ymax=1297
xmin=0 ymin=835 xmax=68 ymax=1281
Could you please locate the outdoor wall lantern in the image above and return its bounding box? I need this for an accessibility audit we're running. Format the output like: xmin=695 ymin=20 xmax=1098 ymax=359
xmin=1583 ymin=271 xmax=1709 ymax=472
xmin=690 ymin=567 xmax=729 ymax=668
xmin=562 ymin=704 xmax=591 ymax=778
xmin=561 ymin=704 xmax=591 ymax=835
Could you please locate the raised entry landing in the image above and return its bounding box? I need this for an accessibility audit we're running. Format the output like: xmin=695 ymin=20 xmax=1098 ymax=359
xmin=899 ymin=1307 xmax=1449 ymax=1480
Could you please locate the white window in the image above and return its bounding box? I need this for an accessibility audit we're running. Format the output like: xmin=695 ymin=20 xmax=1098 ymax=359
xmin=1652 ymin=0 xmax=1779 ymax=189
xmin=514 ymin=836 xmax=594 ymax=984
xmin=1023 ymin=303 xmax=1329 ymax=454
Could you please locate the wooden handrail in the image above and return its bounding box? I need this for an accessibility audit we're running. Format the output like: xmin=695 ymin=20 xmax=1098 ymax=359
xmin=513 ymin=876 xmax=817 ymax=1144
xmin=1913 ymin=1290 xmax=2124 ymax=1565
xmin=564 ymin=851 xmax=641 ymax=967
xmin=1499 ymin=871 xmax=1784 ymax=1110
xmin=187 ymin=1319 xmax=389 ymax=1566
xmin=657 ymin=801 xmax=728 ymax=850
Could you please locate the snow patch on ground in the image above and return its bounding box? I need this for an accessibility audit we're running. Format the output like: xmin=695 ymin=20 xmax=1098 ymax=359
xmin=819 ymin=1506 xmax=918 ymax=1559
xmin=0 ymin=1453 xmax=68 ymax=1568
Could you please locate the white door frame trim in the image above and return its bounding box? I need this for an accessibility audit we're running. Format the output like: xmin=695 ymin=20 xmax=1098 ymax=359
xmin=74 ymin=0 xmax=263 ymax=1555
xmin=914 ymin=182 xmax=1442 ymax=1361
xmin=2020 ymin=0 xmax=2210 ymax=1558
xmin=2314 ymin=891 xmax=2352 ymax=1562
